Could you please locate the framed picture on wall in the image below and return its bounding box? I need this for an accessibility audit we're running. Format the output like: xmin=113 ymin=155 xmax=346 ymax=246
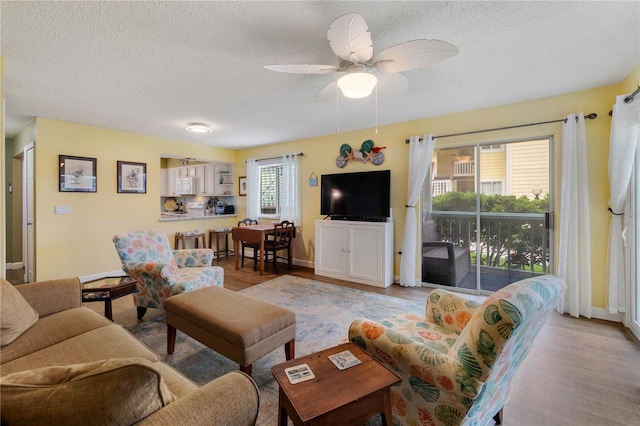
xmin=239 ymin=176 xmax=247 ymax=196
xmin=59 ymin=155 xmax=97 ymax=192
xmin=117 ymin=161 xmax=147 ymax=193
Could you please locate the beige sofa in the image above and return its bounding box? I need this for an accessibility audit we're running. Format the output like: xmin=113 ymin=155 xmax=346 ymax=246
xmin=0 ymin=277 xmax=260 ymax=425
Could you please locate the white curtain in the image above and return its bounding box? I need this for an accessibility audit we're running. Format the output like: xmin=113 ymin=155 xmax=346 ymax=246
xmin=281 ymin=153 xmax=301 ymax=225
xmin=606 ymin=94 xmax=640 ymax=315
xmin=246 ymin=158 xmax=260 ymax=220
xmin=557 ymin=114 xmax=592 ymax=318
xmin=400 ymin=135 xmax=435 ymax=287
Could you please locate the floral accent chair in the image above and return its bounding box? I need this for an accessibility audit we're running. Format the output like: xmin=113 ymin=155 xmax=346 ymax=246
xmin=113 ymin=229 xmax=224 ymax=319
xmin=349 ymin=275 xmax=566 ymax=426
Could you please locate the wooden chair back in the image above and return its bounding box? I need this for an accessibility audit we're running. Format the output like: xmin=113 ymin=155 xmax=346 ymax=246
xmin=238 ymin=218 xmax=258 ymax=226
xmin=272 ymin=221 xmax=294 ymax=247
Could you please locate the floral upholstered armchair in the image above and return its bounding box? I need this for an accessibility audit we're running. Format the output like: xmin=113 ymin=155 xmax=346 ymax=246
xmin=113 ymin=229 xmax=224 ymax=319
xmin=349 ymin=275 xmax=566 ymax=426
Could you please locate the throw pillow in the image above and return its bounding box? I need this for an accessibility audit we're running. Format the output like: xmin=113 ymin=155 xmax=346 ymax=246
xmin=0 ymin=357 xmax=174 ymax=425
xmin=0 ymin=278 xmax=39 ymax=346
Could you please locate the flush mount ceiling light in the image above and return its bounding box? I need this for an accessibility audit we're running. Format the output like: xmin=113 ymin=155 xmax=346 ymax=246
xmin=337 ymin=72 xmax=378 ymax=99
xmin=185 ymin=123 xmax=211 ymax=133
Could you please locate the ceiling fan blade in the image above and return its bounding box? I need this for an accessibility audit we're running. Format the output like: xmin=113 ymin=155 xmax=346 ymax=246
xmin=264 ymin=64 xmax=340 ymax=74
xmin=327 ymin=13 xmax=373 ymax=63
xmin=375 ymin=72 xmax=409 ymax=96
xmin=372 ymin=39 xmax=459 ymax=73
xmin=316 ymin=80 xmax=339 ymax=101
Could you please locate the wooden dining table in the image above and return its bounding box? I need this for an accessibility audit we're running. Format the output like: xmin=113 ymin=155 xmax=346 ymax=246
xmin=231 ymin=224 xmax=295 ymax=275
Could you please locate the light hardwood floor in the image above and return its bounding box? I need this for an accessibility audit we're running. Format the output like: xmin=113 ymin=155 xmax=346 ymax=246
xmin=10 ymin=259 xmax=640 ymax=425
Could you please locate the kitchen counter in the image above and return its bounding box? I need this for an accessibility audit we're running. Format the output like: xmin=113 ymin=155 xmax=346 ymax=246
xmin=159 ymin=213 xmax=237 ymax=222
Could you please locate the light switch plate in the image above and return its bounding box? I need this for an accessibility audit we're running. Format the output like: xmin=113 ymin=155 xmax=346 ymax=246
xmin=55 ymin=205 xmax=71 ymax=214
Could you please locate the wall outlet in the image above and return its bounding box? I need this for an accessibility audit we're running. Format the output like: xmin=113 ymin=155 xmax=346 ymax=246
xmin=55 ymin=205 xmax=71 ymax=215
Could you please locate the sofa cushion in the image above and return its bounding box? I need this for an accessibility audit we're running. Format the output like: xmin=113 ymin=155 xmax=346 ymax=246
xmin=1 ymin=307 xmax=112 ymax=365
xmin=152 ymin=361 xmax=198 ymax=398
xmin=0 ymin=324 xmax=160 ymax=376
xmin=1 ymin=279 xmax=39 ymax=347
xmin=0 ymin=357 xmax=173 ymax=426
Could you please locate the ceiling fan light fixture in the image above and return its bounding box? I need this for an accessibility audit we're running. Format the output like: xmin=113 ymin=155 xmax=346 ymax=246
xmin=337 ymin=72 xmax=378 ymax=99
xmin=185 ymin=123 xmax=211 ymax=133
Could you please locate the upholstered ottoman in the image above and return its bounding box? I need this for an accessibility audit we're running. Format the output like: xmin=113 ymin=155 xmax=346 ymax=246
xmin=164 ymin=286 xmax=296 ymax=376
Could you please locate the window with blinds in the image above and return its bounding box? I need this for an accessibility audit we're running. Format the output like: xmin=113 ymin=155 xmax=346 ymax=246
xmin=259 ymin=163 xmax=282 ymax=215
xmin=480 ymin=180 xmax=504 ymax=195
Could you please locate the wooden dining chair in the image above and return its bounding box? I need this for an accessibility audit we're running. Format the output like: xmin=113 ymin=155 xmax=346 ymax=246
xmin=263 ymin=221 xmax=294 ymax=273
xmin=237 ymin=218 xmax=259 ymax=269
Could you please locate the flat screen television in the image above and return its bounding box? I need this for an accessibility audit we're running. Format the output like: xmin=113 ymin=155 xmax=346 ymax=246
xmin=320 ymin=170 xmax=391 ymax=221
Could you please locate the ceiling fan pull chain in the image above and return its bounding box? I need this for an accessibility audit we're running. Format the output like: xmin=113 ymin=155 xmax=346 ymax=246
xmin=336 ymin=80 xmax=340 ymax=133
xmin=375 ymin=85 xmax=379 ymax=134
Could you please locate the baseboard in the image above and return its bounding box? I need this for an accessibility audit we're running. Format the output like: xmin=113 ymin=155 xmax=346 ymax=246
xmin=293 ymin=258 xmax=313 ymax=269
xmin=589 ymin=307 xmax=622 ymax=323
xmin=79 ymin=270 xmax=126 ymax=283
xmin=5 ymin=262 xmax=24 ymax=270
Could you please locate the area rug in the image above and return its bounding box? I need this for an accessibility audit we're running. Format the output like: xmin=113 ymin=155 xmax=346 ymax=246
xmin=128 ymin=275 xmax=425 ymax=425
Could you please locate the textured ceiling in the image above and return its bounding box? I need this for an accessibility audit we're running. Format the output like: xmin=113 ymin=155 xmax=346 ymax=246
xmin=2 ymin=1 xmax=639 ymax=149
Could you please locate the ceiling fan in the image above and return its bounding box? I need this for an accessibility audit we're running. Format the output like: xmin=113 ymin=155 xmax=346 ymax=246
xmin=265 ymin=13 xmax=459 ymax=99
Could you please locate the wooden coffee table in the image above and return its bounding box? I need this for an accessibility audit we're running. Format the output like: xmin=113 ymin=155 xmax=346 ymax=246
xmin=271 ymin=342 xmax=401 ymax=426
xmin=81 ymin=276 xmax=136 ymax=321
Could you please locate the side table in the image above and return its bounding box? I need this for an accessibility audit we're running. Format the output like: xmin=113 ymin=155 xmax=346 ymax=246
xmin=209 ymin=228 xmax=234 ymax=261
xmin=271 ymin=342 xmax=401 ymax=426
xmin=81 ymin=276 xmax=137 ymax=321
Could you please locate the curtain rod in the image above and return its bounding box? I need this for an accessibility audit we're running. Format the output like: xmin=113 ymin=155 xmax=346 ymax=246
xmin=609 ymin=86 xmax=640 ymax=116
xmin=246 ymin=152 xmax=304 ymax=162
xmin=624 ymin=86 xmax=640 ymax=103
xmin=404 ymin=113 xmax=598 ymax=143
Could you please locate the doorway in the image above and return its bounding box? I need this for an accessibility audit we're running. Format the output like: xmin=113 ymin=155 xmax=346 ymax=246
xmin=23 ymin=143 xmax=35 ymax=283
xmin=421 ymin=137 xmax=553 ymax=294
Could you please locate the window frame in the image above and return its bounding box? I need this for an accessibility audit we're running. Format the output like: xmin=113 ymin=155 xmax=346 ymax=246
xmin=479 ymin=179 xmax=505 ymax=195
xmin=480 ymin=143 xmax=505 ymax=153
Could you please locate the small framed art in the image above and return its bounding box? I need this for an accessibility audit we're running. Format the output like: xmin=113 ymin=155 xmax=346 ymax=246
xmin=239 ymin=176 xmax=247 ymax=196
xmin=59 ymin=155 xmax=97 ymax=192
xmin=117 ymin=161 xmax=147 ymax=194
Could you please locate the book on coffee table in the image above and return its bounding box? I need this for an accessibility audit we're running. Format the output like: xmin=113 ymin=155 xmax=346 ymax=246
xmin=328 ymin=349 xmax=362 ymax=370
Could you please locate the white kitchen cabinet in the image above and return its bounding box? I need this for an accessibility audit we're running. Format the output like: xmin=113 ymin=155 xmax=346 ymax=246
xmin=315 ymin=220 xmax=394 ymax=288
xmin=165 ymin=167 xmax=179 ymax=196
xmin=194 ymin=165 xmax=215 ymax=196
xmin=203 ymin=164 xmax=215 ymax=195
xmin=178 ymin=167 xmax=196 ymax=178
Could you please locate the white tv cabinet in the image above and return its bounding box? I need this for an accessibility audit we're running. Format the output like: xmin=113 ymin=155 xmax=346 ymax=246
xmin=315 ymin=220 xmax=394 ymax=288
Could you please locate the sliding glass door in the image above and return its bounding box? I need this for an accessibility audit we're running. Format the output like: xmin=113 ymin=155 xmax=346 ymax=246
xmin=421 ymin=138 xmax=553 ymax=293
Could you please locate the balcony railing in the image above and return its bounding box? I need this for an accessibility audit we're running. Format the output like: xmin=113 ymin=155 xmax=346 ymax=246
xmin=432 ymin=180 xmax=453 ymax=195
xmin=428 ymin=211 xmax=550 ymax=288
xmin=453 ymin=160 xmax=475 ymax=177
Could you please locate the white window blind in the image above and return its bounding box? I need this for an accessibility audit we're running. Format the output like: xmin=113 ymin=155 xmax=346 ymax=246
xmin=480 ymin=180 xmax=504 ymax=195
xmin=259 ymin=163 xmax=282 ymax=216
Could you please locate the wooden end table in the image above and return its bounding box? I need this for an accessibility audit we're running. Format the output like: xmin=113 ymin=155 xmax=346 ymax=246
xmin=271 ymin=342 xmax=401 ymax=426
xmin=81 ymin=276 xmax=136 ymax=321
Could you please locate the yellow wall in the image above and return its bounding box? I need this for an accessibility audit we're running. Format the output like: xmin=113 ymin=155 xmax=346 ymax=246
xmin=33 ymin=119 xmax=238 ymax=279
xmin=236 ymin=83 xmax=621 ymax=309
xmin=21 ymin=73 xmax=638 ymax=310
